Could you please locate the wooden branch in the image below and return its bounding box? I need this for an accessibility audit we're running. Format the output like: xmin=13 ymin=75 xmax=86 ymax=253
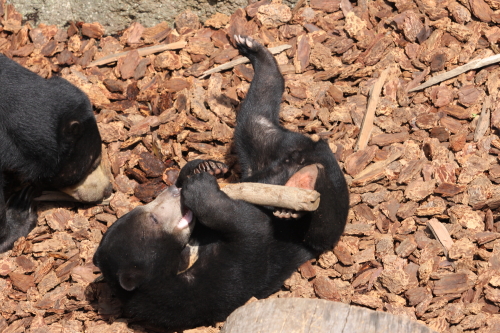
xmin=199 ymin=44 xmax=291 ymax=79
xmin=427 ymin=218 xmax=453 ymax=257
xmin=354 ymin=67 xmax=390 ymax=151
xmin=408 ymin=53 xmax=500 ymax=92
xmin=36 ymin=182 xmax=321 ymax=211
xmin=220 ymin=183 xmax=320 ymax=211
xmin=87 ymin=40 xmax=187 ymax=67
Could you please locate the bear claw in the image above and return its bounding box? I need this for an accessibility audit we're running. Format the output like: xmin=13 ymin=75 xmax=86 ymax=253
xmin=193 ymin=160 xmax=228 ymax=177
xmin=234 ymin=35 xmax=256 ymax=50
xmin=273 ymin=208 xmax=304 ymax=219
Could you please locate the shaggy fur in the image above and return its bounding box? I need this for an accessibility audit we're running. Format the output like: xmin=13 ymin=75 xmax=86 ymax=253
xmin=0 ymin=55 xmax=104 ymax=252
xmin=93 ymin=36 xmax=349 ymax=330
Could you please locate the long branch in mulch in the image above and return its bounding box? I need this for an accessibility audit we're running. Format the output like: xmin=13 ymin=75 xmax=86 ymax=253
xmin=408 ymin=53 xmax=500 ymax=92
xmin=354 ymin=67 xmax=390 ymax=152
xmin=87 ymin=40 xmax=187 ymax=67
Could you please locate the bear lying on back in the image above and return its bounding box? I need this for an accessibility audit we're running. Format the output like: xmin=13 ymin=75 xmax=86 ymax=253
xmin=0 ymin=55 xmax=112 ymax=252
xmin=93 ymin=36 xmax=349 ymax=330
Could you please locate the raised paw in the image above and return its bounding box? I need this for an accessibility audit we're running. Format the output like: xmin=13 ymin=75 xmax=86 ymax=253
xmin=234 ymin=35 xmax=254 ymax=49
xmin=273 ymin=208 xmax=305 ymax=220
xmin=193 ymin=160 xmax=228 ymax=177
xmin=234 ymin=35 xmax=264 ymax=58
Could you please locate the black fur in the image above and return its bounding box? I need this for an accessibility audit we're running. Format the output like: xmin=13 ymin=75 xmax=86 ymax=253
xmin=0 ymin=55 xmax=103 ymax=252
xmin=93 ymin=36 xmax=349 ymax=330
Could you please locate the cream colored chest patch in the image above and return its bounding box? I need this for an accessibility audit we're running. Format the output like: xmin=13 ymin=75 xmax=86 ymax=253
xmin=177 ymin=239 xmax=199 ymax=275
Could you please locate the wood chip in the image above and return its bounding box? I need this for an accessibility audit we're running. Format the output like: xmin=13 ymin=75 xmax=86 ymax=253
xmin=427 ymin=218 xmax=454 ymax=256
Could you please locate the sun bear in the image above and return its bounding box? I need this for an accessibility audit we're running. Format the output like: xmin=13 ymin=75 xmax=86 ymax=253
xmin=0 ymin=55 xmax=112 ymax=252
xmin=93 ymin=35 xmax=349 ymax=330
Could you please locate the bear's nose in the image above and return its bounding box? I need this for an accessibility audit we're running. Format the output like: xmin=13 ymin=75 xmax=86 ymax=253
xmin=167 ymin=185 xmax=181 ymax=197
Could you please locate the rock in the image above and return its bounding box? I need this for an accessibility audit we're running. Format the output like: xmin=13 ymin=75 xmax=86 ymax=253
xmin=174 ymin=9 xmax=201 ymax=30
xmin=10 ymin=0 xmax=297 ymax=34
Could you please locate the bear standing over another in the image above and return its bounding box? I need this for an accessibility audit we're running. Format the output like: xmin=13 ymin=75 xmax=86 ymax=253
xmin=0 ymin=55 xmax=112 ymax=253
xmin=93 ymin=35 xmax=349 ymax=330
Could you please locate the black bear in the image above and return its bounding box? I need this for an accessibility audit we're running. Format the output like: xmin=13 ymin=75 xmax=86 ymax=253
xmin=0 ymin=55 xmax=112 ymax=253
xmin=93 ymin=35 xmax=349 ymax=330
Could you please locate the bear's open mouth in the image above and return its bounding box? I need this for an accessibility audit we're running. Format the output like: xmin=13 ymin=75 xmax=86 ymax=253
xmin=177 ymin=209 xmax=193 ymax=229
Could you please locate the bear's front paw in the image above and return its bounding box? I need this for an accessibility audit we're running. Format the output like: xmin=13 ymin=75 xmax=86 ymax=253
xmin=192 ymin=160 xmax=228 ymax=177
xmin=0 ymin=186 xmax=38 ymax=253
xmin=181 ymin=172 xmax=220 ymax=211
xmin=6 ymin=186 xmax=38 ymax=227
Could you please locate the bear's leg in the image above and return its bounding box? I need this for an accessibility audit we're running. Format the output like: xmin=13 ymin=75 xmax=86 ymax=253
xmin=233 ymin=35 xmax=288 ymax=179
xmin=0 ymin=180 xmax=38 ymax=253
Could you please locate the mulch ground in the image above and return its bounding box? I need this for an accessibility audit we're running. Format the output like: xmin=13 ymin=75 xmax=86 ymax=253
xmin=1 ymin=0 xmax=500 ymax=332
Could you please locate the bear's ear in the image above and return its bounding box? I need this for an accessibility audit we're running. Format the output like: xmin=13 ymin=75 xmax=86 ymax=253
xmin=118 ymin=267 xmax=146 ymax=291
xmin=62 ymin=120 xmax=82 ymax=139
xmin=285 ymin=164 xmax=322 ymax=190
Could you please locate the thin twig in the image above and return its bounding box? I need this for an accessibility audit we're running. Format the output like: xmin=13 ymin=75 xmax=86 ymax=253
xmin=88 ymin=40 xmax=187 ymax=67
xmin=408 ymin=53 xmax=500 ymax=92
xmin=199 ymin=44 xmax=291 ymax=79
xmin=474 ymin=96 xmax=492 ymax=142
xmin=354 ymin=67 xmax=390 ymax=151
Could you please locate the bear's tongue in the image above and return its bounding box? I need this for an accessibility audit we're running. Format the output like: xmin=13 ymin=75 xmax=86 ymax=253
xmin=177 ymin=210 xmax=193 ymax=229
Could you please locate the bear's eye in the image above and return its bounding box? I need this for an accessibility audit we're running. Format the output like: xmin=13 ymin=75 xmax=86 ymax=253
xmin=150 ymin=213 xmax=159 ymax=225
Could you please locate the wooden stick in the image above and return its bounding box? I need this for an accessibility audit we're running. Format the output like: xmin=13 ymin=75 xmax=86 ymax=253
xmin=220 ymin=183 xmax=320 ymax=211
xmin=199 ymin=44 xmax=291 ymax=79
xmin=36 ymin=182 xmax=321 ymax=211
xmin=354 ymin=67 xmax=390 ymax=151
xmin=408 ymin=53 xmax=500 ymax=92
xmin=87 ymin=40 xmax=187 ymax=67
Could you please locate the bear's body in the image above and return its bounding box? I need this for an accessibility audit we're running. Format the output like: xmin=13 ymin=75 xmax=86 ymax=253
xmin=0 ymin=55 xmax=111 ymax=252
xmin=93 ymin=36 xmax=349 ymax=330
